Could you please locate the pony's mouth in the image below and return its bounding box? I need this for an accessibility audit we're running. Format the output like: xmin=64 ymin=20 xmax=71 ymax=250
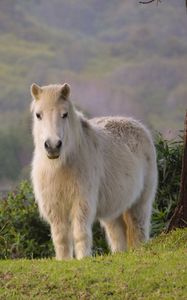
xmin=47 ymin=154 xmax=60 ymax=160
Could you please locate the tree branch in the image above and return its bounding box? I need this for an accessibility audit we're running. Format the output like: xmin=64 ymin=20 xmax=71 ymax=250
xmin=139 ymin=0 xmax=187 ymax=9
xmin=139 ymin=0 xmax=156 ymax=4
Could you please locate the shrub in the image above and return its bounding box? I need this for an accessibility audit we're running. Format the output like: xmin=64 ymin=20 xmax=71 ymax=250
xmin=0 ymin=181 xmax=54 ymax=259
xmin=0 ymin=134 xmax=183 ymax=258
xmin=151 ymin=133 xmax=183 ymax=235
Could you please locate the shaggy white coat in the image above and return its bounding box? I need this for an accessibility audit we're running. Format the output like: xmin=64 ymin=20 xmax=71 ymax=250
xmin=31 ymin=83 xmax=157 ymax=260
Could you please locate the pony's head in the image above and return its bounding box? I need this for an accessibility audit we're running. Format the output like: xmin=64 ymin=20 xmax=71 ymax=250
xmin=30 ymin=83 xmax=82 ymax=162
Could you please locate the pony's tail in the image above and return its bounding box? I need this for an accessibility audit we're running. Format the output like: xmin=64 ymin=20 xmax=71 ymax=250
xmin=123 ymin=210 xmax=141 ymax=249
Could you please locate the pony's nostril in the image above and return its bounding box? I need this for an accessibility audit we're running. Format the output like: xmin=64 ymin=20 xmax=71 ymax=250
xmin=44 ymin=140 xmax=50 ymax=150
xmin=44 ymin=140 xmax=61 ymax=152
xmin=56 ymin=140 xmax=62 ymax=149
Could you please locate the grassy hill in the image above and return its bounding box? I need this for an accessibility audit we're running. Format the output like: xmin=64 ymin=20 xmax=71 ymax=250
xmin=0 ymin=228 xmax=186 ymax=300
xmin=0 ymin=0 xmax=187 ymax=186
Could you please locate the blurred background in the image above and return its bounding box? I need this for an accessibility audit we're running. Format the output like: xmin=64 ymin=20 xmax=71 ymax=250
xmin=0 ymin=0 xmax=187 ymax=192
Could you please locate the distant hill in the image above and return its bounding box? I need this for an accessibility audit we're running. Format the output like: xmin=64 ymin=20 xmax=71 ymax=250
xmin=0 ymin=0 xmax=187 ymax=186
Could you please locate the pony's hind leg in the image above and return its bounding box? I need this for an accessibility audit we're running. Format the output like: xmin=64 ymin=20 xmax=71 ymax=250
xmin=124 ymin=185 xmax=155 ymax=249
xmin=100 ymin=215 xmax=127 ymax=253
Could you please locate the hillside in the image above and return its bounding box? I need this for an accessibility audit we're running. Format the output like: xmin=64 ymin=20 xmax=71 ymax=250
xmin=0 ymin=228 xmax=187 ymax=300
xmin=0 ymin=0 xmax=187 ymax=187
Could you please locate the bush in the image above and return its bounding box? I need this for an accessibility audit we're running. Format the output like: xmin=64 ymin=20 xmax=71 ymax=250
xmin=151 ymin=133 xmax=183 ymax=236
xmin=0 ymin=134 xmax=183 ymax=259
xmin=0 ymin=181 xmax=54 ymax=259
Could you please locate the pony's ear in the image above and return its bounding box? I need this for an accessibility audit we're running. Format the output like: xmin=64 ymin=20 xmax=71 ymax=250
xmin=30 ymin=83 xmax=42 ymax=100
xmin=60 ymin=83 xmax=70 ymax=99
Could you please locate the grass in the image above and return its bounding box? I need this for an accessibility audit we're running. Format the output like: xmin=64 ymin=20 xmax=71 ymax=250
xmin=0 ymin=228 xmax=186 ymax=300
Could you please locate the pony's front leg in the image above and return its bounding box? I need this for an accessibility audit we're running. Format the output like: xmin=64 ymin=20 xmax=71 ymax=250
xmin=72 ymin=203 xmax=94 ymax=259
xmin=50 ymin=221 xmax=73 ymax=260
xmin=73 ymin=220 xmax=92 ymax=259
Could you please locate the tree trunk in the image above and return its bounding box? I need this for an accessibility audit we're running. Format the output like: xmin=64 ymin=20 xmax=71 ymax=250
xmin=167 ymin=111 xmax=187 ymax=231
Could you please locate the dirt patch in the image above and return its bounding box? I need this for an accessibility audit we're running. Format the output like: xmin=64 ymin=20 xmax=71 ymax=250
xmin=0 ymin=271 xmax=13 ymax=282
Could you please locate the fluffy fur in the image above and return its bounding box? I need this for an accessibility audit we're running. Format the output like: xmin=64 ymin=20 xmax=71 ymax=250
xmin=31 ymin=83 xmax=157 ymax=260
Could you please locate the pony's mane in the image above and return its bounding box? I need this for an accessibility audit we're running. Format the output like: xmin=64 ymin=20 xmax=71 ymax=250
xmin=75 ymin=110 xmax=90 ymax=130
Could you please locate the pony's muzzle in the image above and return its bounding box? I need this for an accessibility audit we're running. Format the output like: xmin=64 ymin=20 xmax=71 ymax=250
xmin=44 ymin=139 xmax=62 ymax=159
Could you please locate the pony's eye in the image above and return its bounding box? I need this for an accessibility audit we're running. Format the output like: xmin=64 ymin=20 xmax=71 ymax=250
xmin=62 ymin=112 xmax=68 ymax=119
xmin=36 ymin=113 xmax=42 ymax=120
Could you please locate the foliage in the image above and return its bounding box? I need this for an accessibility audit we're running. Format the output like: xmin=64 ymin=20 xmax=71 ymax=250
xmin=0 ymin=112 xmax=32 ymax=183
xmin=0 ymin=181 xmax=54 ymax=259
xmin=151 ymin=133 xmax=183 ymax=235
xmin=0 ymin=228 xmax=186 ymax=300
xmin=0 ymin=130 xmax=21 ymax=180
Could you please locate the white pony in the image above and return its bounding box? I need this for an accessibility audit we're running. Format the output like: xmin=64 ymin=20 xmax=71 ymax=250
xmin=30 ymin=83 xmax=157 ymax=260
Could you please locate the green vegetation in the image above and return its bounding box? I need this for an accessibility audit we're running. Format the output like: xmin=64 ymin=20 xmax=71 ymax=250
xmin=0 ymin=182 xmax=53 ymax=259
xmin=0 ymin=134 xmax=183 ymax=259
xmin=151 ymin=134 xmax=183 ymax=235
xmin=0 ymin=228 xmax=186 ymax=300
